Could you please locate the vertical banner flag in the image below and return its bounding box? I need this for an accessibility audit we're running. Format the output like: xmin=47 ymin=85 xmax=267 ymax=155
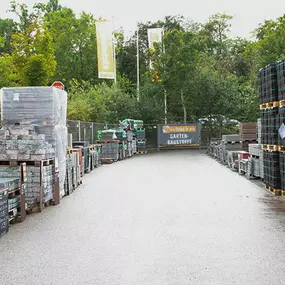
xmin=147 ymin=28 xmax=163 ymax=50
xmin=147 ymin=28 xmax=163 ymax=69
xmin=96 ymin=21 xmax=115 ymax=79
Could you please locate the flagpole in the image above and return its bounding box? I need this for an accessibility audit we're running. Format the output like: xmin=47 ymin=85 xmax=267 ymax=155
xmin=112 ymin=17 xmax=117 ymax=84
xmin=136 ymin=28 xmax=140 ymax=102
xmin=162 ymin=28 xmax=167 ymax=124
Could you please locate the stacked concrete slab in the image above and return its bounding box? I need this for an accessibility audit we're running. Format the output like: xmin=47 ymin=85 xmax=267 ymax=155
xmin=0 ymin=87 xmax=68 ymax=196
xmin=240 ymin=123 xmax=257 ymax=152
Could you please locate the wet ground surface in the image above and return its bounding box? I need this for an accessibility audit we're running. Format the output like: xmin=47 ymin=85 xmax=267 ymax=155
xmin=1 ymin=150 xmax=285 ymax=284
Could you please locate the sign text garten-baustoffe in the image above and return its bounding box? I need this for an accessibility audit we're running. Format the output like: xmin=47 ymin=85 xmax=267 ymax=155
xmin=157 ymin=123 xmax=201 ymax=149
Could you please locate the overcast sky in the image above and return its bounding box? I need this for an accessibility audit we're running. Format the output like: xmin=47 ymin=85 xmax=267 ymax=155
xmin=1 ymin=0 xmax=284 ymax=38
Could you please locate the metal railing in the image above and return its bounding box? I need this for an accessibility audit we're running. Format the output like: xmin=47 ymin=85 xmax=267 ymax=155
xmin=67 ymin=120 xmax=118 ymax=144
xmin=67 ymin=120 xmax=211 ymax=151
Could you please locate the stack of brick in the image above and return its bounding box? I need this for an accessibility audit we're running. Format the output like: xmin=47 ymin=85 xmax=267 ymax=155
xmin=240 ymin=123 xmax=257 ymax=152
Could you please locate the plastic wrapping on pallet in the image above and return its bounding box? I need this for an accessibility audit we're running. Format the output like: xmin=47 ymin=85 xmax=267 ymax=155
xmin=137 ymin=140 xmax=147 ymax=152
xmin=0 ymin=87 xmax=68 ymax=196
xmin=101 ymin=143 xmax=119 ymax=160
xmin=135 ymin=129 xmax=145 ymax=140
xmin=54 ymin=126 xmax=67 ymax=195
xmin=134 ymin=120 xmax=144 ymax=129
xmin=1 ymin=87 xmax=67 ymax=125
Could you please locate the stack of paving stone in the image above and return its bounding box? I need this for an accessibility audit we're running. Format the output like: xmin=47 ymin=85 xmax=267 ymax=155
xmin=0 ymin=128 xmax=55 ymax=161
xmin=218 ymin=134 xmax=241 ymax=165
xmin=277 ymin=60 xmax=285 ymax=101
xmin=25 ymin=165 xmax=54 ymax=207
xmin=0 ymin=189 xmax=8 ymax=237
xmin=248 ymin=144 xmax=264 ymax=179
xmin=64 ymin=155 xmax=73 ymax=196
xmin=259 ymin=62 xmax=283 ymax=193
xmin=240 ymin=123 xmax=257 ymax=152
xmin=0 ymin=87 xmax=68 ymax=196
xmin=101 ymin=143 xmax=119 ymax=161
xmin=263 ymin=151 xmax=280 ymax=191
xmin=136 ymin=140 xmax=147 ymax=153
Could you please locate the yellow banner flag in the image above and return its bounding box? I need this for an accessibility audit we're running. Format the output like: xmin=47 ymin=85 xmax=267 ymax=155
xmin=96 ymin=21 xmax=115 ymax=79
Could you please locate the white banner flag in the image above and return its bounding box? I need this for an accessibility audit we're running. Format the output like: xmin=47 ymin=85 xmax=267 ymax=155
xmin=147 ymin=28 xmax=163 ymax=50
xmin=96 ymin=21 xmax=115 ymax=79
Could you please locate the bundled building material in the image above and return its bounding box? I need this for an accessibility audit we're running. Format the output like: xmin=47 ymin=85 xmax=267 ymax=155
xmin=264 ymin=151 xmax=280 ymax=190
xmin=120 ymin=119 xmax=135 ymax=131
xmin=132 ymin=139 xmax=137 ymax=154
xmin=64 ymin=155 xmax=73 ymax=196
xmin=226 ymin=151 xmax=239 ymax=170
xmin=277 ymin=60 xmax=285 ymax=101
xmin=0 ymin=189 xmax=9 ymax=238
xmin=25 ymin=165 xmax=54 ymax=206
xmin=248 ymin=144 xmax=262 ymax=157
xmin=259 ymin=64 xmax=278 ymax=104
xmin=101 ymin=142 xmax=119 ymax=161
xmin=134 ymin=120 xmax=144 ymax=130
xmin=279 ymin=152 xmax=285 ymax=191
xmin=220 ymin=141 xmax=241 ymax=151
xmin=1 ymin=87 xmax=67 ymax=125
xmin=221 ymin=134 xmax=240 ymax=142
xmin=126 ymin=130 xmax=133 ymax=142
xmin=240 ymin=123 xmax=257 ymax=141
xmin=137 ymin=140 xmax=147 ymax=153
xmin=0 ymin=178 xmax=20 ymax=191
xmin=135 ymin=129 xmax=146 ymax=140
xmin=239 ymin=123 xmax=258 ymax=151
xmin=257 ymin=119 xmax=262 ymax=144
xmin=98 ymin=129 xmax=127 ymax=142
xmin=261 ymin=108 xmax=278 ymax=146
xmin=247 ymin=157 xmax=261 ymax=179
xmin=0 ymin=87 xmax=67 ymax=196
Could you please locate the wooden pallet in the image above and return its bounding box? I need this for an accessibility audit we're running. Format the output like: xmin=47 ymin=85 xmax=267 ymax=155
xmin=87 ymin=145 xmax=96 ymax=151
xmin=264 ymin=185 xmax=281 ymax=196
xmin=278 ymin=146 xmax=285 ymax=152
xmin=0 ymin=158 xmax=54 ymax=167
xmin=8 ymin=206 xmax=20 ymax=224
xmin=280 ymin=100 xmax=285 ymax=107
xmin=95 ymin=140 xmax=119 ymax=144
xmin=136 ymin=151 xmax=148 ymax=155
xmin=101 ymin=159 xmax=116 ymax=164
xmin=260 ymin=101 xmax=280 ymax=110
xmin=262 ymin=145 xmax=279 ymax=151
xmin=26 ymin=199 xmax=54 ymax=214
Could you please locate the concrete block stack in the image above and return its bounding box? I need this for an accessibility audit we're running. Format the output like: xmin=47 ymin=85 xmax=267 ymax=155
xmin=134 ymin=121 xmax=146 ymax=154
xmin=64 ymin=155 xmax=74 ymax=196
xmin=0 ymin=87 xmax=68 ymax=196
xmin=248 ymin=144 xmax=264 ymax=179
xmin=240 ymin=123 xmax=257 ymax=152
xmin=258 ymin=61 xmax=285 ymax=194
xmin=219 ymin=134 xmax=241 ymax=165
xmin=101 ymin=142 xmax=119 ymax=161
xmin=0 ymin=189 xmax=8 ymax=238
xmin=25 ymin=165 xmax=54 ymax=206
